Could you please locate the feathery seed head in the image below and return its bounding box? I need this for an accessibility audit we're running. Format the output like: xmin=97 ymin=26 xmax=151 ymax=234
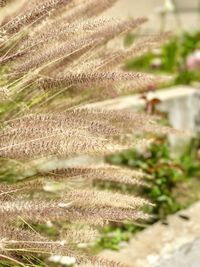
xmin=0 ymin=0 xmax=172 ymax=265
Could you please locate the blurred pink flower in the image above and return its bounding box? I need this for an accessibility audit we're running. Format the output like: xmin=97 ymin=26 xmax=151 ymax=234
xmin=186 ymin=50 xmax=200 ymax=71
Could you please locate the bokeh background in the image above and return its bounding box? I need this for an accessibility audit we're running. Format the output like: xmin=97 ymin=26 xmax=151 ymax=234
xmin=97 ymin=1 xmax=200 ymax=267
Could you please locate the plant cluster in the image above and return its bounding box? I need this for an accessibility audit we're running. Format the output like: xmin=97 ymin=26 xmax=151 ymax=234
xmin=99 ymin=137 xmax=200 ymax=251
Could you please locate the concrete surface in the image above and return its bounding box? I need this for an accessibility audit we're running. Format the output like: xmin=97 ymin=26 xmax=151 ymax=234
xmin=155 ymin=238 xmax=200 ymax=267
xmin=100 ymin=202 xmax=200 ymax=267
xmin=87 ymin=86 xmax=200 ymax=132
